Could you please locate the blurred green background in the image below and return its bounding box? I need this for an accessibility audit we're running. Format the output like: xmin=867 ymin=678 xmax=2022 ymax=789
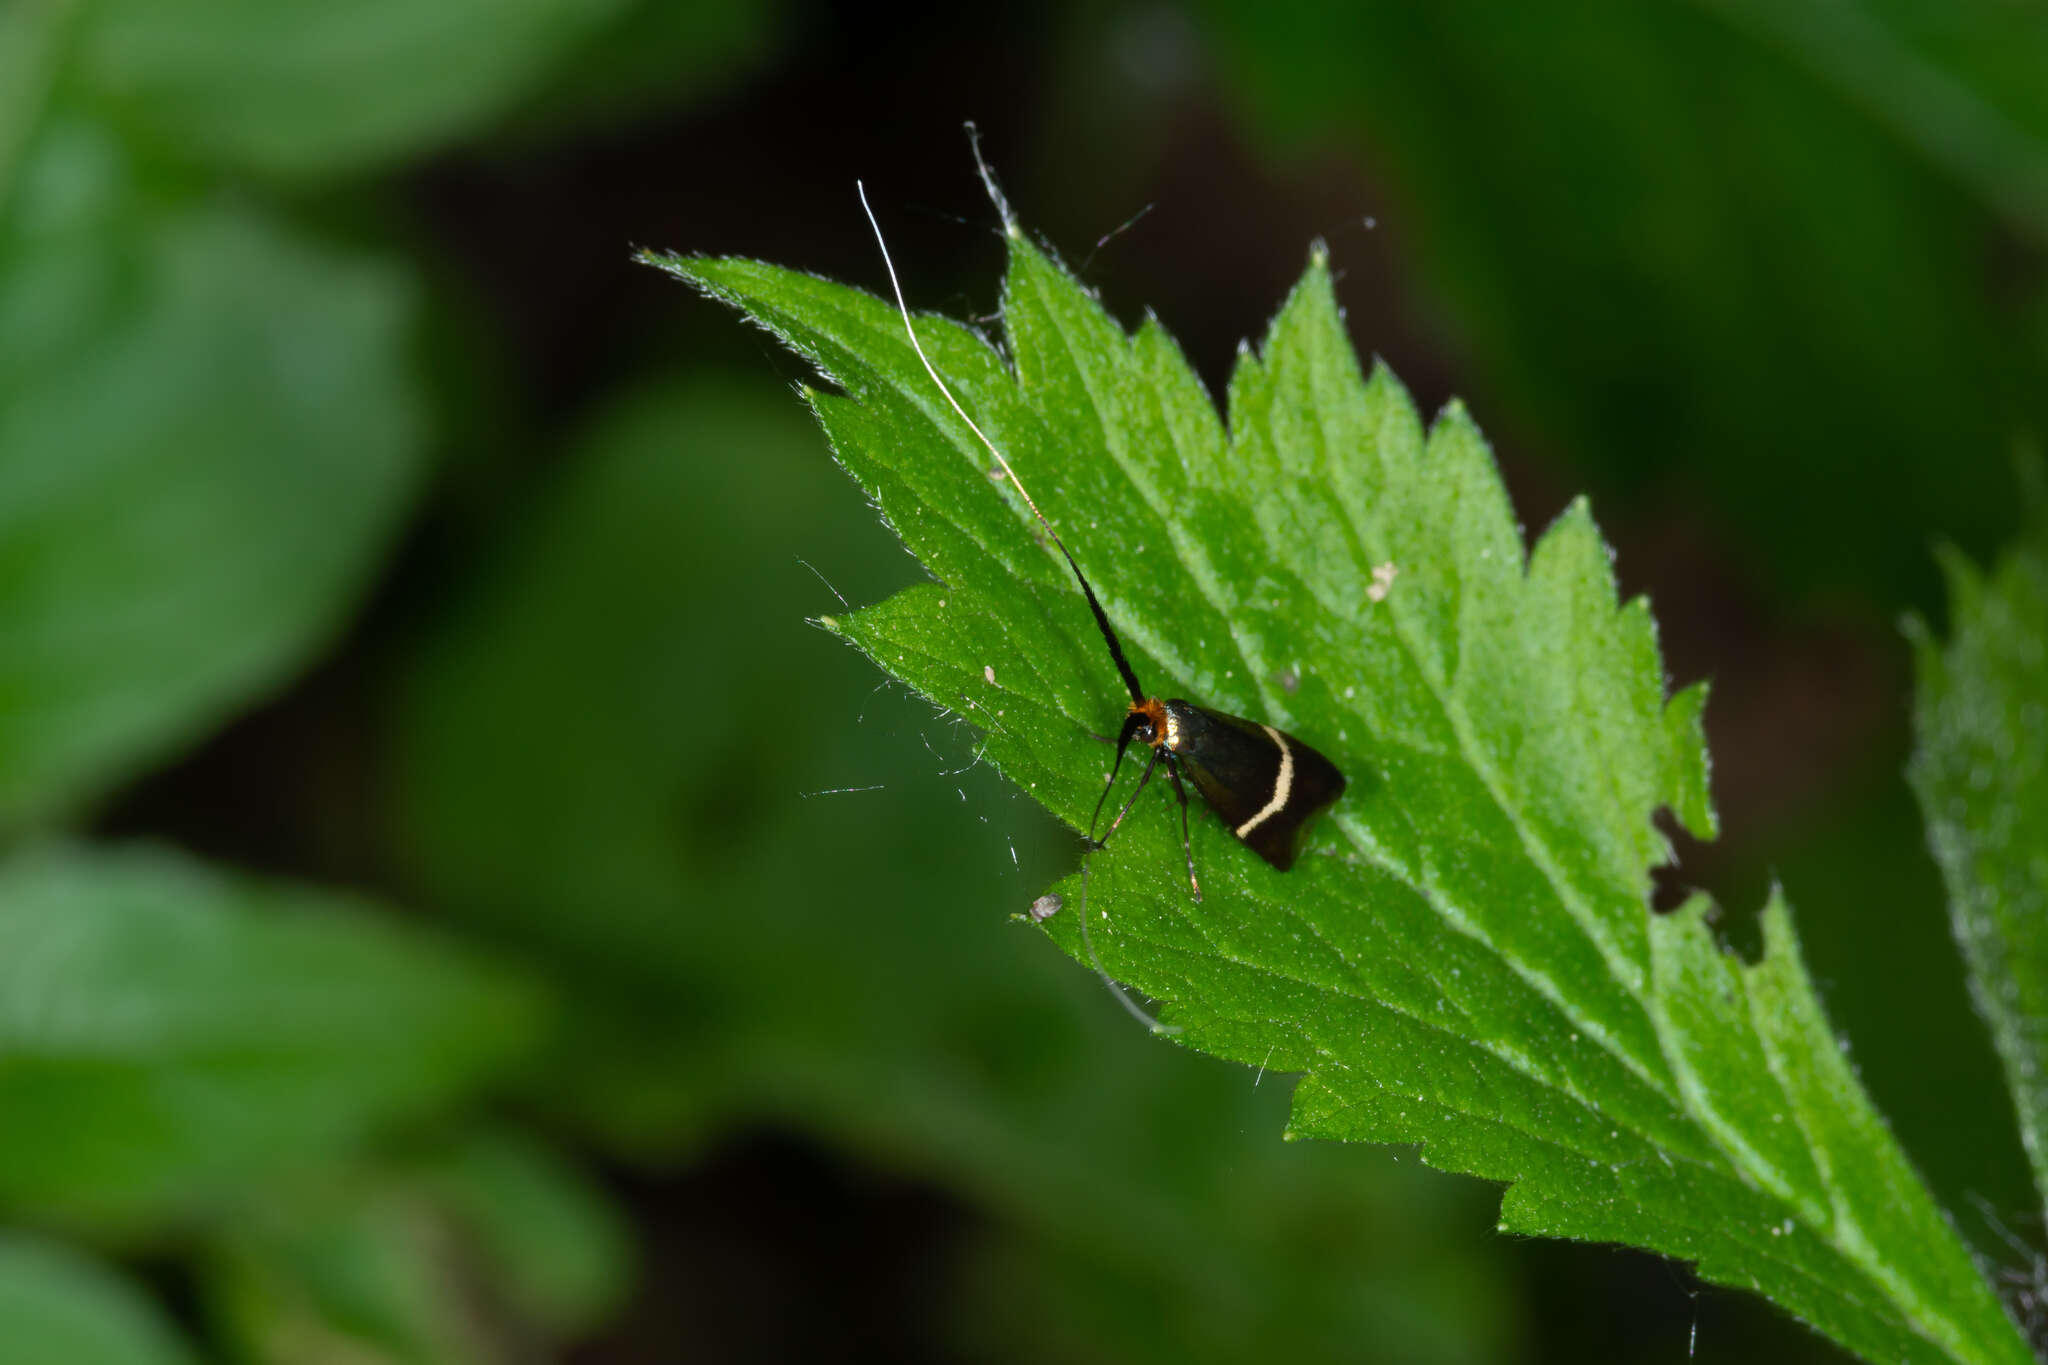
xmin=3 ymin=1 xmax=2044 ymax=1361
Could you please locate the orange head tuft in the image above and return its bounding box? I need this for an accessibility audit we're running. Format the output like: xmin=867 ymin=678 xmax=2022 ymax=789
xmin=1129 ymin=697 xmax=1169 ymax=748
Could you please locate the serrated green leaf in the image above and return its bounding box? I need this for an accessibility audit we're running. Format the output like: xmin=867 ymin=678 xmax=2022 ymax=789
xmin=645 ymin=229 xmax=2031 ymax=1364
xmin=1909 ymin=489 xmax=2048 ymax=1222
xmin=0 ymin=843 xmax=541 ymax=1235
xmin=0 ymin=1232 xmax=197 ymax=1365
xmin=0 ymin=116 xmax=425 ymax=827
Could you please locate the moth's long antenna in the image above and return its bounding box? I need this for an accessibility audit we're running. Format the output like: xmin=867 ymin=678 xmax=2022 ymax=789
xmin=857 ymin=181 xmax=1147 ymax=706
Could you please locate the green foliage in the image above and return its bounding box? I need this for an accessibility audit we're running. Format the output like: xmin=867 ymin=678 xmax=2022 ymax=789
xmin=70 ymin=0 xmax=615 ymax=178
xmin=496 ymin=0 xmax=784 ymax=141
xmin=204 ymin=1131 xmax=629 ymax=1365
xmin=0 ymin=115 xmax=425 ymax=828
xmin=388 ymin=375 xmax=1516 ymax=1365
xmin=6 ymin=0 xmax=2043 ymax=1358
xmin=30 ymin=0 xmax=780 ymax=180
xmin=1909 ymin=482 xmax=2048 ymax=1218
xmin=0 ymin=1232 xmax=195 ymax=1365
xmin=0 ymin=843 xmax=541 ymax=1236
xmin=417 ymin=1128 xmax=631 ymax=1336
xmin=645 ymin=229 xmax=2033 ymax=1364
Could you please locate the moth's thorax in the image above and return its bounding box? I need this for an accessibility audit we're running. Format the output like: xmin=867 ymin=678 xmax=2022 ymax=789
xmin=1129 ymin=696 xmax=1172 ymax=750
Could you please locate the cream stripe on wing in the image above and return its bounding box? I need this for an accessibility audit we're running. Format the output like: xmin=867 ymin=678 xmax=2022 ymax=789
xmin=1234 ymin=726 xmax=1293 ymax=838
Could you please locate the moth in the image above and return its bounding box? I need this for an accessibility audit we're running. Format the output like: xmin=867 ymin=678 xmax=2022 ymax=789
xmin=859 ymin=186 xmax=1346 ymax=904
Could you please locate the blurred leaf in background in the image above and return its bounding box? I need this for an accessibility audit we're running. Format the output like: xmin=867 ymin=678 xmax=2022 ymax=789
xmin=1910 ymin=476 xmax=2048 ymax=1226
xmin=499 ymin=0 xmax=785 ymax=143
xmin=0 ymin=1232 xmax=195 ymax=1365
xmin=2 ymin=0 xmax=788 ymax=1358
xmin=71 ymin=0 xmax=601 ymax=178
xmin=60 ymin=0 xmax=785 ymax=179
xmin=0 ymin=843 xmax=541 ymax=1238
xmin=0 ymin=114 xmax=424 ymax=829
xmin=205 ymin=1129 xmax=629 ymax=1365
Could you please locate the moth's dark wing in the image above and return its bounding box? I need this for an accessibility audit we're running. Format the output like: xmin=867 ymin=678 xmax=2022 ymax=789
xmin=1164 ymin=702 xmax=1280 ymax=829
xmin=1165 ymin=702 xmax=1347 ymax=870
xmin=1250 ymin=731 xmax=1345 ymax=869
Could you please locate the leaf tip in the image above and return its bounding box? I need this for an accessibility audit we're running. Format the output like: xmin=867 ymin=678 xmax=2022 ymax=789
xmin=1724 ymin=885 xmax=1823 ymax=993
xmin=1428 ymin=396 xmax=1482 ymax=445
xmin=1664 ymin=679 xmax=1719 ymax=841
xmin=1757 ymin=882 xmax=1798 ymax=948
xmin=1899 ymin=612 xmax=1944 ymax=689
xmin=634 ymin=248 xmax=700 ymax=282
xmin=1929 ymin=540 xmax=1987 ymax=632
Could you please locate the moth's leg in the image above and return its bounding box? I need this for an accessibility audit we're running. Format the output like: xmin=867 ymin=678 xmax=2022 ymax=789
xmin=1163 ymin=756 xmax=1203 ymax=903
xmin=1088 ymin=713 xmax=1149 ymax=844
xmin=1095 ymin=747 xmax=1162 ymax=848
